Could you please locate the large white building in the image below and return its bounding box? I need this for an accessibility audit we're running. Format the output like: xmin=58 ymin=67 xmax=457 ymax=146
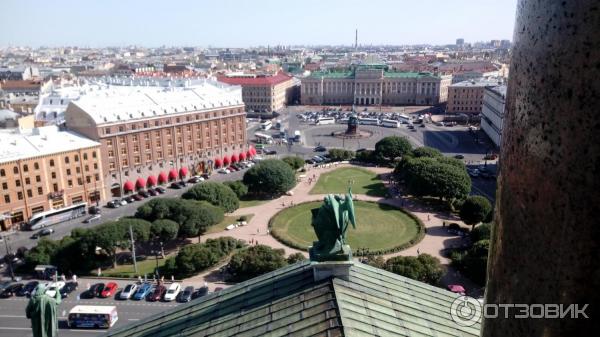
xmin=481 ymin=85 xmax=506 ymax=148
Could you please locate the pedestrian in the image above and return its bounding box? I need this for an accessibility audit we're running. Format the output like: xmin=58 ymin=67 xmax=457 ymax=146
xmin=427 ymin=215 xmax=430 ymax=221
xmin=443 ymin=221 xmax=446 ymax=227
xmin=97 ymin=267 xmax=102 ymax=277
xmin=417 ymin=248 xmax=420 ymax=255
xmin=72 ymin=274 xmax=77 ymax=284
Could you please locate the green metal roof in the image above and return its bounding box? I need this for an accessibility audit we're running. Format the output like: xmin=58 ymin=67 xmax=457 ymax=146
xmin=309 ymin=71 xmax=355 ymax=79
xmin=308 ymin=70 xmax=438 ymax=79
xmin=102 ymin=260 xmax=480 ymax=337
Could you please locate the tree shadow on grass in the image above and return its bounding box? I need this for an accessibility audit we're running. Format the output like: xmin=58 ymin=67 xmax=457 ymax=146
xmin=364 ymin=182 xmax=387 ymax=197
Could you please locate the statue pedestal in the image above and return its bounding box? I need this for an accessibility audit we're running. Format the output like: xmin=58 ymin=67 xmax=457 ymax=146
xmin=309 ymin=244 xmax=352 ymax=262
xmin=312 ymin=260 xmax=354 ymax=282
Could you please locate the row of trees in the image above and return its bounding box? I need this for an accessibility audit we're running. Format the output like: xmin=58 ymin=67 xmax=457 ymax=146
xmin=226 ymin=245 xmax=306 ymax=282
xmin=364 ymin=253 xmax=445 ymax=286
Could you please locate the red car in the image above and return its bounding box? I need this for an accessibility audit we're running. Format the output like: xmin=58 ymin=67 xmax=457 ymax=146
xmin=147 ymin=285 xmax=166 ymax=302
xmin=100 ymin=282 xmax=118 ymax=298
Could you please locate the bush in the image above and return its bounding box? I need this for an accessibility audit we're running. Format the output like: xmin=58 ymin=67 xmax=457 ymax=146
xmin=168 ymin=237 xmax=244 ymax=278
xmin=150 ymin=219 xmax=179 ymax=243
xmin=182 ymin=182 xmax=239 ymax=213
xmin=460 ymin=196 xmax=492 ymax=230
xmin=470 ymin=222 xmax=491 ymax=242
xmin=286 ymin=252 xmax=307 ymax=264
xmin=384 ymin=254 xmax=444 ymax=285
xmin=223 ymin=181 xmax=249 ymax=198
xmin=227 ymin=245 xmax=288 ymax=282
xmin=243 ymin=159 xmax=296 ymax=196
xmin=411 ymin=146 xmax=442 ymax=158
xmin=328 ymin=148 xmax=355 ymax=162
xmin=355 ymin=150 xmax=375 ymax=163
xmin=374 ymin=136 xmax=413 ymax=162
xmin=281 ymin=156 xmax=305 ymax=170
xmin=451 ymin=239 xmax=489 ymax=285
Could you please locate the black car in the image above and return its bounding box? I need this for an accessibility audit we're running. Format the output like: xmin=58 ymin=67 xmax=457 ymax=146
xmin=124 ymin=196 xmax=135 ymax=203
xmin=32 ymin=228 xmax=54 ymax=239
xmin=201 ymin=173 xmax=210 ymax=180
xmin=177 ymin=286 xmax=194 ymax=303
xmin=88 ymin=205 xmax=101 ymax=214
xmin=454 ymin=154 xmax=465 ymax=159
xmin=59 ymin=281 xmax=78 ymax=298
xmin=155 ymin=186 xmax=166 ymax=194
xmin=314 ymin=146 xmax=327 ymax=152
xmin=147 ymin=189 xmax=158 ymax=196
xmin=264 ymin=149 xmax=277 ymax=155
xmin=85 ymin=283 xmax=105 ymax=298
xmin=138 ymin=190 xmax=150 ymax=198
xmin=170 ymin=182 xmax=182 ymax=189
xmin=17 ymin=281 xmax=39 ymax=297
xmin=0 ymin=283 xmax=23 ymax=298
xmin=188 ymin=177 xmax=200 ymax=184
xmin=177 ymin=181 xmax=187 ymax=188
xmin=107 ymin=200 xmax=121 ymax=208
xmin=192 ymin=286 xmax=209 ymax=300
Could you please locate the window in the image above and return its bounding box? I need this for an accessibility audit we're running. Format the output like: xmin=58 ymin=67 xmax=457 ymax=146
xmin=17 ymin=192 xmax=23 ymax=200
xmin=93 ymin=163 xmax=98 ymax=170
xmin=120 ymin=148 xmax=127 ymax=155
xmin=83 ymin=153 xmax=88 ymax=160
xmin=66 ymin=169 xmax=71 ymax=175
xmin=122 ymin=159 xmax=128 ymax=167
xmin=76 ymin=167 xmax=80 ymax=174
xmin=95 ymin=173 xmax=100 ymax=181
xmin=145 ymin=143 xmax=150 ymax=150
xmin=13 ymin=166 xmax=18 ymax=174
xmin=77 ymin=178 xmax=83 ymax=186
xmin=27 ymin=189 xmax=32 ymax=198
xmin=36 ymin=175 xmax=40 ymax=182
xmin=86 ymin=176 xmax=91 ymax=184
xmin=85 ymin=165 xmax=89 ymax=172
xmin=53 ymin=183 xmax=58 ymax=192
xmin=74 ymin=155 xmax=79 ymax=162
xmin=107 ymin=139 xmax=113 ymax=146
xmin=134 ymin=145 xmax=139 ymax=152
xmin=64 ymin=156 xmax=69 ymax=164
xmin=68 ymin=179 xmax=73 ymax=187
xmin=37 ymin=187 xmax=43 ymax=195
xmin=146 ymin=153 xmax=151 ymax=161
xmin=105 ymin=127 xmax=111 ymax=134
xmin=0 ymin=169 xmax=4 ymax=176
xmin=1 ymin=182 xmax=6 ymax=190
xmin=3 ymin=195 xmax=9 ymax=203
xmin=51 ymin=172 xmax=56 ymax=179
xmin=25 ymin=177 xmax=30 ymax=185
xmin=144 ymin=132 xmax=149 ymax=140
xmin=132 ymin=135 xmax=138 ymax=141
xmin=134 ymin=156 xmax=141 ymax=165
xmin=109 ymin=162 xmax=116 ymax=170
xmin=34 ymin=162 xmax=39 ymax=170
xmin=92 ymin=151 xmax=97 ymax=158
xmin=108 ymin=150 xmax=114 ymax=158
xmin=119 ymin=126 xmax=125 ymax=132
xmin=16 ymin=179 xmax=21 ymax=187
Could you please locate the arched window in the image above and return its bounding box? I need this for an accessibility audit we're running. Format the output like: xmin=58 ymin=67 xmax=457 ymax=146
xmin=23 ymin=164 xmax=28 ymax=172
xmin=0 ymin=169 xmax=5 ymax=177
xmin=13 ymin=166 xmax=18 ymax=174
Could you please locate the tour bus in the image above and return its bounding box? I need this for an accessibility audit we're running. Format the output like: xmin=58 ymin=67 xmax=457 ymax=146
xmin=254 ymin=132 xmax=274 ymax=144
xmin=399 ymin=114 xmax=411 ymax=124
xmin=68 ymin=305 xmax=118 ymax=329
xmin=381 ymin=119 xmax=400 ymax=128
xmin=27 ymin=203 xmax=87 ymax=230
xmin=316 ymin=117 xmax=335 ymax=125
xmin=293 ymin=130 xmax=302 ymax=142
xmin=260 ymin=120 xmax=272 ymax=130
xmin=358 ymin=118 xmax=380 ymax=126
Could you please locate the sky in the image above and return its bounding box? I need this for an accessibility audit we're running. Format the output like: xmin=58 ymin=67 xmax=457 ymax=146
xmin=0 ymin=0 xmax=518 ymax=48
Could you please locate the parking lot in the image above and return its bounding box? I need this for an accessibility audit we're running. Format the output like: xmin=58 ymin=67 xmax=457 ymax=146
xmin=0 ymin=277 xmax=212 ymax=336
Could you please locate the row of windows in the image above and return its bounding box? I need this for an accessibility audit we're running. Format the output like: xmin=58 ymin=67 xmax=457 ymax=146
xmin=0 ymin=151 xmax=98 ymax=177
xmin=2 ymin=174 xmax=100 ymax=204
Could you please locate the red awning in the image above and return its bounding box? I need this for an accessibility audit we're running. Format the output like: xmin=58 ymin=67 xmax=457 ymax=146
xmin=135 ymin=178 xmax=146 ymax=189
xmin=230 ymin=154 xmax=238 ymax=163
xmin=247 ymin=150 xmax=253 ymax=158
xmin=123 ymin=181 xmax=134 ymax=192
xmin=168 ymin=169 xmax=178 ymax=181
xmin=214 ymin=158 xmax=223 ymax=168
xmin=223 ymin=156 xmax=230 ymax=165
xmin=158 ymin=172 xmax=168 ymax=184
xmin=179 ymin=167 xmax=188 ymax=178
xmin=147 ymin=175 xmax=157 ymax=187
xmin=239 ymin=152 xmax=246 ymax=161
xmin=249 ymin=146 xmax=256 ymax=155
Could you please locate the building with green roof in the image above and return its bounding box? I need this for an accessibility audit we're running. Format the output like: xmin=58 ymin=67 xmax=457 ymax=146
xmin=301 ymin=65 xmax=452 ymax=106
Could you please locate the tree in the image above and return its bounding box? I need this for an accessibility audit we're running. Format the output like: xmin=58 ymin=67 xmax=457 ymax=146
xmin=460 ymin=196 xmax=492 ymax=230
xmin=168 ymin=237 xmax=244 ymax=278
xmin=243 ymin=159 xmax=296 ymax=196
xmin=411 ymin=146 xmax=442 ymax=158
xmin=451 ymin=239 xmax=489 ymax=284
xmin=150 ymin=219 xmax=179 ymax=243
xmin=281 ymin=156 xmax=305 ymax=170
xmin=355 ymin=150 xmax=375 ymax=163
xmin=470 ymin=222 xmax=492 ymax=242
xmin=286 ymin=252 xmax=307 ymax=264
xmin=182 ymin=182 xmax=239 ymax=213
xmin=328 ymin=148 xmax=355 ymax=162
xmin=24 ymin=239 xmax=59 ymax=267
xmin=227 ymin=245 xmax=287 ymax=282
xmin=384 ymin=254 xmax=444 ymax=285
xmin=402 ymin=157 xmax=471 ymax=205
xmin=223 ymin=180 xmax=249 ymax=198
xmin=363 ymin=255 xmax=386 ymax=269
xmin=374 ymin=136 xmax=412 ymax=162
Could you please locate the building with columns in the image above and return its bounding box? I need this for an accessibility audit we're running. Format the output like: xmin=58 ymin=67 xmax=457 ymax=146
xmin=64 ymin=79 xmax=247 ymax=199
xmin=300 ymin=64 xmax=452 ymax=106
xmin=0 ymin=126 xmax=105 ymax=230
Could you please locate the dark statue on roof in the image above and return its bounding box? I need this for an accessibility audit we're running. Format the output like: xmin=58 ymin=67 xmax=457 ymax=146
xmin=309 ymin=188 xmax=356 ymax=261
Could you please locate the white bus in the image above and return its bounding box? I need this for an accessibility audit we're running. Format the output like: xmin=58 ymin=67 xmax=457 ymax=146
xmin=316 ymin=117 xmax=335 ymax=125
xmin=358 ymin=118 xmax=380 ymax=126
xmin=399 ymin=114 xmax=410 ymax=124
xmin=27 ymin=203 xmax=87 ymax=230
xmin=254 ymin=132 xmax=274 ymax=144
xmin=381 ymin=119 xmax=400 ymax=128
xmin=260 ymin=120 xmax=272 ymax=130
xmin=68 ymin=305 xmax=118 ymax=329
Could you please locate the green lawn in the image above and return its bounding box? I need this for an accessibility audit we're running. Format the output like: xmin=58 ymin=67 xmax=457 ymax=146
xmin=309 ymin=167 xmax=387 ymax=197
xmin=205 ymin=214 xmax=255 ymax=234
xmin=238 ymin=196 xmax=269 ymax=208
xmin=102 ymin=255 xmax=169 ymax=278
xmin=270 ymin=201 xmax=422 ymax=254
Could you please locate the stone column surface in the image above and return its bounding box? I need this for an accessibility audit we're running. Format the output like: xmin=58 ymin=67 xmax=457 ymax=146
xmin=483 ymin=1 xmax=600 ymax=336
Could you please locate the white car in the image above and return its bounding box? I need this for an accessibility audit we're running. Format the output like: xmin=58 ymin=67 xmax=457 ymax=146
xmin=45 ymin=282 xmax=65 ymax=297
xmin=119 ymin=283 xmax=138 ymax=300
xmin=218 ymin=168 xmax=230 ymax=174
xmin=163 ymin=283 xmax=181 ymax=302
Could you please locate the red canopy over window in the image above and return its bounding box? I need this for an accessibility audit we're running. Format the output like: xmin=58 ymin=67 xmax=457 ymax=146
xmin=158 ymin=172 xmax=168 ymax=184
xmin=247 ymin=150 xmax=253 ymax=158
xmin=179 ymin=167 xmax=188 ymax=178
xmin=168 ymin=169 xmax=178 ymax=181
xmin=249 ymin=146 xmax=256 ymax=155
xmin=147 ymin=175 xmax=157 ymax=187
xmin=214 ymin=158 xmax=223 ymax=168
xmin=223 ymin=156 xmax=230 ymax=165
xmin=230 ymin=154 xmax=238 ymax=163
xmin=123 ymin=181 xmax=134 ymax=192
xmin=239 ymin=152 xmax=246 ymax=161
xmin=135 ymin=178 xmax=146 ymax=189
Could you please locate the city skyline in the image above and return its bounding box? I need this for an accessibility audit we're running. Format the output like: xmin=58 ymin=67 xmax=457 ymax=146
xmin=0 ymin=0 xmax=517 ymax=48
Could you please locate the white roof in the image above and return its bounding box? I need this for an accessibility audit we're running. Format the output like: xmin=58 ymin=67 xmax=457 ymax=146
xmin=69 ymin=305 xmax=116 ymax=315
xmin=68 ymin=80 xmax=243 ymax=125
xmin=0 ymin=125 xmax=100 ymax=164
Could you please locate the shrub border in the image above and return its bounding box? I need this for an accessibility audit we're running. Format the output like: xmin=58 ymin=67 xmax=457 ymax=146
xmin=268 ymin=200 xmax=425 ymax=256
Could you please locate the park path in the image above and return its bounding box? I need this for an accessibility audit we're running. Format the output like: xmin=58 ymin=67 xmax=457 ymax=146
xmin=185 ymin=163 xmax=481 ymax=293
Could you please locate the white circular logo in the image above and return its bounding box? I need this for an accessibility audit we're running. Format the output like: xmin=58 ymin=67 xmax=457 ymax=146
xmin=450 ymin=296 xmax=482 ymax=327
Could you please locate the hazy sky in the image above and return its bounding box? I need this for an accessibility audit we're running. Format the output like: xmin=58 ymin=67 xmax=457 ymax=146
xmin=0 ymin=0 xmax=517 ymax=47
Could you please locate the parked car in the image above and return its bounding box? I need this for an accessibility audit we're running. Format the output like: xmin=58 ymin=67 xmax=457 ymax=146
xmin=155 ymin=186 xmax=166 ymax=194
xmin=454 ymin=154 xmax=465 ymax=159
xmin=218 ymin=168 xmax=230 ymax=174
xmin=106 ymin=200 xmax=121 ymax=208
xmin=88 ymin=205 xmax=101 ymax=214
xmin=45 ymin=282 xmax=65 ymax=297
xmin=147 ymin=189 xmax=158 ymax=196
xmin=138 ymin=190 xmax=150 ymax=198
xmin=59 ymin=281 xmax=78 ymax=298
xmin=191 ymin=286 xmax=209 ymax=300
xmin=17 ymin=281 xmax=39 ymax=297
xmin=83 ymin=214 xmax=102 ymax=223
xmin=85 ymin=283 xmax=105 ymax=298
xmin=32 ymin=228 xmax=54 ymax=239
xmin=170 ymin=182 xmax=182 ymax=189
xmin=124 ymin=196 xmax=135 ymax=203
xmin=0 ymin=283 xmax=23 ymax=298
xmin=133 ymin=283 xmax=153 ymax=300
xmin=100 ymin=282 xmax=118 ymax=298
xmin=314 ymin=145 xmax=327 ymax=152
xmin=163 ymin=283 xmax=181 ymax=302
xmin=147 ymin=285 xmax=166 ymax=302
xmin=264 ymin=149 xmax=277 ymax=155
xmin=228 ymin=166 xmax=238 ymax=172
xmin=132 ymin=194 xmax=144 ymax=201
xmin=119 ymin=283 xmax=138 ymax=300
xmin=119 ymin=198 xmax=129 ymax=206
xmin=177 ymin=286 xmax=194 ymax=303
xmin=305 ymin=159 xmax=314 ymax=164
